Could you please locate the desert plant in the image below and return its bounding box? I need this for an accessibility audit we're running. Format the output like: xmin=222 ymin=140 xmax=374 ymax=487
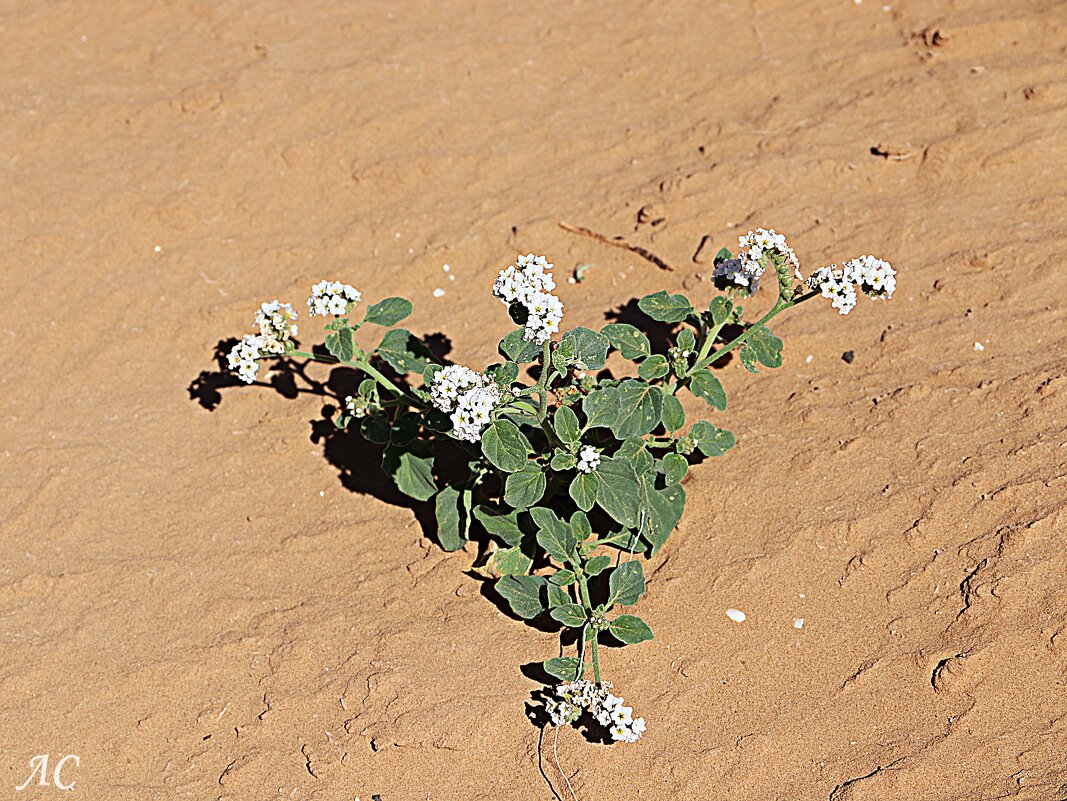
xmin=221 ymin=229 xmax=896 ymax=743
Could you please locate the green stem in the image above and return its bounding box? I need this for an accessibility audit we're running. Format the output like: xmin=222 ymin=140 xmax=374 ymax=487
xmin=575 ymin=569 xmax=602 ymax=685
xmin=289 ymin=349 xmax=422 ymax=406
xmin=536 ymin=339 xmax=553 ymax=421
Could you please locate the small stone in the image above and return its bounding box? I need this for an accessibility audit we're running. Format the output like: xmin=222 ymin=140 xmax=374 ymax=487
xmin=726 ymin=608 xmax=746 ymax=622
xmin=841 ymin=350 xmax=855 ymax=364
xmin=794 ymin=618 xmax=804 ymax=629
xmin=974 ymin=342 xmax=985 ymax=351
xmin=433 ymin=288 xmax=445 ymax=297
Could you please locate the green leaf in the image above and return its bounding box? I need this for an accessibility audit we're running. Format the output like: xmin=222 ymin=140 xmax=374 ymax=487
xmin=532 ymin=508 xmax=576 ymax=563
xmin=617 ymin=437 xmax=653 ymax=475
xmin=690 ymin=421 xmax=736 ymax=457
xmin=543 ymin=657 xmax=583 ymax=682
xmin=595 ymin=457 xmax=642 ymax=528
xmin=560 ymin=327 xmax=610 ymax=371
xmin=376 ymin=328 xmax=431 ymax=374
xmin=487 ymin=545 xmax=533 ymax=576
xmin=582 ymin=386 xmax=621 ymax=429
xmin=504 ymin=465 xmax=546 ymax=508
xmin=660 ymin=391 xmax=685 ymax=431
xmin=325 ymin=326 xmax=354 ymax=362
xmin=585 ymin=554 xmax=612 ymax=577
xmin=481 ymin=420 xmax=532 ymax=473
xmin=550 ymin=603 xmax=587 ymax=628
xmin=547 ymin=582 xmax=570 ymax=608
xmin=638 ymin=291 xmax=695 ymax=323
xmin=662 ymin=452 xmax=688 ymax=486
xmin=496 ymin=575 xmax=547 ymax=619
xmin=688 ymin=370 xmax=727 ymax=411
xmin=601 ymin=323 xmax=651 ymax=360
xmin=607 ymin=561 xmax=645 ymax=606
xmin=640 ymin=479 xmax=685 ymax=554
xmin=550 ymin=569 xmax=576 ymax=586
xmin=435 ymin=486 xmax=466 ymax=552
xmin=382 ymin=443 xmax=436 ymax=501
xmin=709 ymin=296 xmax=732 ymax=326
xmin=390 ymin=411 xmax=421 ymax=446
xmin=359 ymin=413 xmax=391 ymax=444
xmin=569 ymin=472 xmax=598 ymax=511
xmin=742 ymin=325 xmax=784 ymax=371
xmin=611 ymin=379 xmax=663 ymax=439
xmin=610 ymin=614 xmax=653 ymax=644
xmin=499 ymin=329 xmax=541 ymax=363
xmin=677 ymin=328 xmax=696 ymax=352
xmin=713 ymin=246 xmax=733 ymax=264
xmin=490 ymin=361 xmax=520 ymax=385
xmin=638 ymin=354 xmax=669 ymax=381
xmin=553 ymin=406 xmax=581 ymax=444
xmin=473 ymin=506 xmax=524 ymax=547
xmin=363 ymin=297 xmax=412 ymax=326
xmin=569 ymin=511 xmax=592 ymax=541
xmin=551 ymin=451 xmax=577 ymax=471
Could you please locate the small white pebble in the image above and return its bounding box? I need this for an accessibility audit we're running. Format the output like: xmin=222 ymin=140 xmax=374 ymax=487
xmin=799 ymin=593 xmax=806 ymax=599
xmin=805 ymin=354 xmax=813 ymax=363
xmin=794 ymin=618 xmax=804 ymax=629
xmin=726 ymin=608 xmax=746 ymax=623
xmin=567 ymin=277 xmax=576 ymax=284
xmin=154 ymin=245 xmax=162 ymax=253
xmin=433 ymin=288 xmax=445 ymax=297
xmin=448 ymin=274 xmax=455 ymax=282
xmin=319 ymin=490 xmax=325 ymax=497
xmin=974 ymin=342 xmax=985 ymax=351
xmin=442 ymin=264 xmax=450 ymax=272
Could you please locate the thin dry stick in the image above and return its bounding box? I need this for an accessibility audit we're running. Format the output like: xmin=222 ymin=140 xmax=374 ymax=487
xmin=558 ymin=221 xmax=674 ymax=271
xmin=554 ymin=726 xmax=580 ymax=801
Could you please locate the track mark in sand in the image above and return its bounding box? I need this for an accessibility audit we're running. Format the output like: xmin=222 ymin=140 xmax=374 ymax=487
xmin=930 ymin=649 xmax=975 ymax=693
xmin=557 ymin=221 xmax=674 ymax=271
xmin=841 ymin=656 xmax=882 ymax=690
xmin=301 ymin=744 xmax=318 ymax=778
xmin=829 ymin=758 xmax=904 ymax=801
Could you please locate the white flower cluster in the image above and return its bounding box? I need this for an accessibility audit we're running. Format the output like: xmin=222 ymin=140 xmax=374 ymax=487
xmin=308 ymin=280 xmax=362 ymax=317
xmin=545 ymin=680 xmax=647 ymax=743
xmin=227 ymin=299 xmax=300 ymax=384
xmin=429 ymin=365 xmax=502 ymax=442
xmin=576 ymin=445 xmax=601 ymax=474
xmin=493 ymin=254 xmax=564 ymax=344
xmin=715 ymin=228 xmax=801 ymax=294
xmin=227 ymin=334 xmax=267 ymax=384
xmin=345 ymin=394 xmax=372 ymax=418
xmin=843 ymin=255 xmax=897 ymax=299
xmin=806 ymin=256 xmax=896 ymax=315
xmin=254 ymin=300 xmax=298 ymax=354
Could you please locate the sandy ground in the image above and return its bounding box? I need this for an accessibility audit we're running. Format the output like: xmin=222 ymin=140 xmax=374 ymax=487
xmin=2 ymin=1 xmax=1066 ymax=799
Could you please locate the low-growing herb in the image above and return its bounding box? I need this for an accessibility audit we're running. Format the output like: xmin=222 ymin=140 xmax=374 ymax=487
xmin=221 ymin=230 xmax=896 ymax=744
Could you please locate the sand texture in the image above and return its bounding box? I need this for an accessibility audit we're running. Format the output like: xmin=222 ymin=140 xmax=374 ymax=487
xmin=2 ymin=1 xmax=1066 ymax=799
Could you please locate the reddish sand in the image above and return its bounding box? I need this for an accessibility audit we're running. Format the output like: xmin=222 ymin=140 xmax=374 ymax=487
xmin=2 ymin=1 xmax=1066 ymax=799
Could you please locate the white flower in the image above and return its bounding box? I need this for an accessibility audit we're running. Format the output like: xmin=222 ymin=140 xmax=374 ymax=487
xmin=345 ymin=395 xmax=373 ymax=418
xmin=548 ymin=680 xmax=646 ymax=743
xmin=430 ymin=365 xmax=502 ymax=442
xmin=842 ymin=255 xmax=896 ymax=300
xmin=576 ymin=445 xmax=601 ymax=474
xmin=493 ymin=254 xmax=564 ymax=344
xmin=308 ymin=280 xmax=362 ymax=317
xmin=429 ymin=365 xmax=485 ymax=413
xmin=254 ymin=300 xmax=297 ymax=353
xmin=806 ymin=256 xmax=894 ymax=315
xmin=720 ymin=228 xmax=802 ymax=294
xmin=227 ymin=334 xmax=266 ymax=383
